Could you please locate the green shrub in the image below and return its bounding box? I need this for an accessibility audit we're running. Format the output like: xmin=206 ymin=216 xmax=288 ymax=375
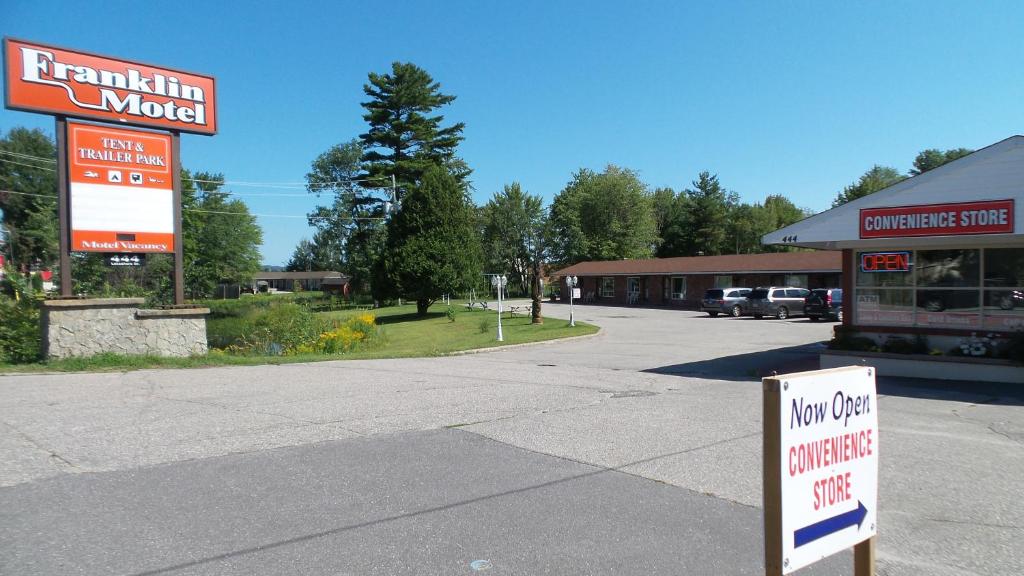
xmin=881 ymin=336 xmax=928 ymax=355
xmin=0 ymin=295 xmax=41 ymax=363
xmin=208 ymin=301 xmax=326 ymax=355
xmin=997 ymin=330 xmax=1024 ymax=364
xmin=477 ymin=316 xmax=490 ymax=334
xmin=294 ymin=312 xmax=383 ymax=355
xmin=446 ymin=305 xmax=457 ymax=323
xmin=828 ymin=326 xmax=878 ymax=352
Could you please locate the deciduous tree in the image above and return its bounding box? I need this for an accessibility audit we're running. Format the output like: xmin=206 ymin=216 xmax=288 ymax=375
xmin=547 ymin=166 xmax=658 ymax=265
xmin=182 ymin=172 xmax=262 ymax=298
xmin=0 ymin=128 xmax=58 ymax=269
xmin=910 ymin=148 xmax=973 ymax=176
xmin=481 ymin=183 xmax=545 ymax=295
xmin=305 ymin=140 xmax=384 ymax=291
xmin=286 ymin=238 xmax=316 ymax=272
xmin=831 ymin=165 xmax=904 ymax=207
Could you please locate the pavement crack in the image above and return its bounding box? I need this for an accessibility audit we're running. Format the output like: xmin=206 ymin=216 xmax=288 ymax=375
xmin=986 ymin=423 xmax=1023 ymax=446
xmin=922 ymin=516 xmax=1022 ymax=530
xmin=153 ymin=395 xmax=366 ymax=437
xmin=0 ymin=420 xmax=80 ymax=471
xmin=460 ymin=428 xmax=763 ymax=508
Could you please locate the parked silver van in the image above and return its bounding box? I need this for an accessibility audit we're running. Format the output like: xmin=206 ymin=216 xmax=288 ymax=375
xmin=701 ymin=287 xmax=752 ymax=317
xmin=746 ymin=287 xmax=811 ymax=319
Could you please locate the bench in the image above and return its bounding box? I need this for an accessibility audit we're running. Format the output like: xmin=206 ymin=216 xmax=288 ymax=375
xmin=464 ymin=301 xmax=489 ymax=311
xmin=507 ymin=305 xmax=529 ymax=318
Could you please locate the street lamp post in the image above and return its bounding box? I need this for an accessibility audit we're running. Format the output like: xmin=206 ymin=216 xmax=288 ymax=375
xmin=491 ymin=274 xmax=508 ymax=341
xmin=566 ymin=275 xmax=578 ymax=327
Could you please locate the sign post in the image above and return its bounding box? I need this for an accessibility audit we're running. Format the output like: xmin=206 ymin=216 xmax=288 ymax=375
xmin=763 ymin=366 xmax=878 ymax=575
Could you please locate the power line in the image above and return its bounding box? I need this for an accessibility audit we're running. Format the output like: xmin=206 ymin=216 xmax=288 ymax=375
xmin=1 ymin=150 xmax=390 ymax=189
xmin=202 ymin=190 xmax=318 ymax=198
xmin=0 ymin=157 xmax=57 ymax=171
xmin=0 ymin=149 xmax=56 ymax=163
xmin=0 ymin=190 xmax=384 ymax=221
xmin=185 ymin=208 xmax=385 ymax=220
xmin=0 ymin=189 xmax=56 ymax=199
xmin=186 ymin=175 xmax=391 ymax=189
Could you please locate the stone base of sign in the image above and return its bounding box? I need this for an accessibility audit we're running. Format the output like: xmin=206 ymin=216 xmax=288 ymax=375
xmin=820 ymin=350 xmax=1024 ymax=384
xmin=41 ymin=298 xmax=210 ymax=359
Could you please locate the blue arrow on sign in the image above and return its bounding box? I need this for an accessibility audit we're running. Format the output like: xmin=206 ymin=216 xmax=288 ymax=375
xmin=794 ymin=501 xmax=867 ymax=548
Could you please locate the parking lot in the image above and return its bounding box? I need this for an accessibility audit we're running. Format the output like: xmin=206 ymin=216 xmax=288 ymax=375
xmin=1 ymin=302 xmax=1021 ymax=575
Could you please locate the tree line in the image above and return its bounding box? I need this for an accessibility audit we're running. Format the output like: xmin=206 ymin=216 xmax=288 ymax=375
xmin=2 ymin=61 xmax=974 ymax=312
xmin=290 ymin=62 xmax=974 ymax=309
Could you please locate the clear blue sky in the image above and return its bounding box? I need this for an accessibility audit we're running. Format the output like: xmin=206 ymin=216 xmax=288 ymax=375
xmin=3 ymin=1 xmax=1023 ymax=265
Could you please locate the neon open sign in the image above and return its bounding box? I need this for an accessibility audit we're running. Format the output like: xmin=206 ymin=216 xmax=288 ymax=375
xmin=860 ymin=252 xmax=911 ymax=273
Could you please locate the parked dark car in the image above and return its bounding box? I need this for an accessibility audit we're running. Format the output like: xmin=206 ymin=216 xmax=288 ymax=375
xmin=701 ymin=287 xmax=752 ymax=317
xmin=805 ymin=288 xmax=843 ymax=322
xmin=746 ymin=287 xmax=811 ymax=319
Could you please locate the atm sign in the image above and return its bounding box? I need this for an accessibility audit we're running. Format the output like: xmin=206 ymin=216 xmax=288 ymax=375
xmin=860 ymin=252 xmax=911 ymax=273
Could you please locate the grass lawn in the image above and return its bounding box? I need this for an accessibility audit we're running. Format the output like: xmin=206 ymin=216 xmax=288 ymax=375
xmin=325 ymin=304 xmax=597 ymax=359
xmin=0 ymin=303 xmax=597 ymax=373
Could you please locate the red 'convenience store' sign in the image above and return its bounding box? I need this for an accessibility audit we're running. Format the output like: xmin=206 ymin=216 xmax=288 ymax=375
xmin=860 ymin=200 xmax=1014 ymax=238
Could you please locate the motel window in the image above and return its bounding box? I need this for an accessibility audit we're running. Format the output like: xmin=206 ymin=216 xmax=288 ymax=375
xmin=854 ymin=248 xmax=1024 ymax=331
xmin=671 ymin=277 xmax=686 ymax=300
xmin=714 ymin=275 xmax=732 ymax=288
xmin=784 ymin=275 xmax=808 ymax=288
xmin=600 ymin=277 xmax=615 ymax=298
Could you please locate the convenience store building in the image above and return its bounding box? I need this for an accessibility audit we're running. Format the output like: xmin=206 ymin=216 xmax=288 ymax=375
xmin=763 ymin=136 xmax=1024 ymax=364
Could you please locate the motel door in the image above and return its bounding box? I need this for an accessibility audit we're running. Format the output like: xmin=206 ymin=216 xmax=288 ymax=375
xmin=627 ymin=277 xmax=640 ymax=304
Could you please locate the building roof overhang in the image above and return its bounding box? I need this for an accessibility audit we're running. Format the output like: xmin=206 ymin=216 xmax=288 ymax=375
xmin=763 ymin=136 xmax=1024 ymax=250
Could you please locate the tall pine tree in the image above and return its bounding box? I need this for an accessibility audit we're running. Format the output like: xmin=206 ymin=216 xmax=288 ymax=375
xmin=359 ymin=62 xmax=468 ymax=203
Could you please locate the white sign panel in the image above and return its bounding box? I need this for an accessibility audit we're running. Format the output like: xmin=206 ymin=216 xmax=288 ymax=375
xmin=778 ymin=366 xmax=878 ymax=573
xmin=68 ymin=122 xmax=175 ymax=253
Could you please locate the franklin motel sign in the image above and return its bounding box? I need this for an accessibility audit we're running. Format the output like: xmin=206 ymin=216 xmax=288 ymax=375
xmin=3 ymin=38 xmax=217 ymax=304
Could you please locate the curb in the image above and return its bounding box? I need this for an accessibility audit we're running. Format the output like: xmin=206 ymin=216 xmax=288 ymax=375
xmin=445 ymin=326 xmax=604 ymax=356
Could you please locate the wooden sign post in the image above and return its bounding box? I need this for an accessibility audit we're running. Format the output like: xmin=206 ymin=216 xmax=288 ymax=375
xmin=763 ymin=366 xmax=878 ymax=575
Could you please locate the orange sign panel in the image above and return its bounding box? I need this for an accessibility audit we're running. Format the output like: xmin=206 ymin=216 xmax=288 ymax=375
xmin=69 ymin=122 xmax=175 ymax=253
xmin=4 ymin=38 xmax=216 ymax=135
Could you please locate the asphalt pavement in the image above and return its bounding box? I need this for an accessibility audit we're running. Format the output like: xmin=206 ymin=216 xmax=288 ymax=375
xmin=1 ymin=302 xmax=1021 ymax=575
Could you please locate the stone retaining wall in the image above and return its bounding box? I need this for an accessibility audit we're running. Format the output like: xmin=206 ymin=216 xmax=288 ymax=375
xmin=41 ymin=298 xmax=210 ymax=359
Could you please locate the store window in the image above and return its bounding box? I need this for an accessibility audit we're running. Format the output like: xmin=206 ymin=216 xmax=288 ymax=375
xmin=855 ymin=248 xmax=1023 ymax=330
xmin=983 ymin=247 xmax=1024 ymax=330
xmin=915 ymin=249 xmax=980 ymax=328
xmin=671 ymin=277 xmax=686 ymax=300
xmin=600 ymin=277 xmax=615 ymax=298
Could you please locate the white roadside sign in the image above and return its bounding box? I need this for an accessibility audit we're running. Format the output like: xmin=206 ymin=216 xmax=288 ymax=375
xmin=764 ymin=365 xmax=879 ymax=574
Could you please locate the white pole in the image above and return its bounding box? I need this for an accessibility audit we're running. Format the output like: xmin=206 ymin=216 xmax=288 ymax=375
xmin=568 ymin=276 xmax=576 ymax=327
xmin=496 ymin=276 xmax=504 ymax=341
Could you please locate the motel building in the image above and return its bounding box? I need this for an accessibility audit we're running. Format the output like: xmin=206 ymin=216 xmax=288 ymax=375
xmin=764 ymin=136 xmax=1024 ymax=382
xmin=552 ymin=251 xmax=841 ymax=308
